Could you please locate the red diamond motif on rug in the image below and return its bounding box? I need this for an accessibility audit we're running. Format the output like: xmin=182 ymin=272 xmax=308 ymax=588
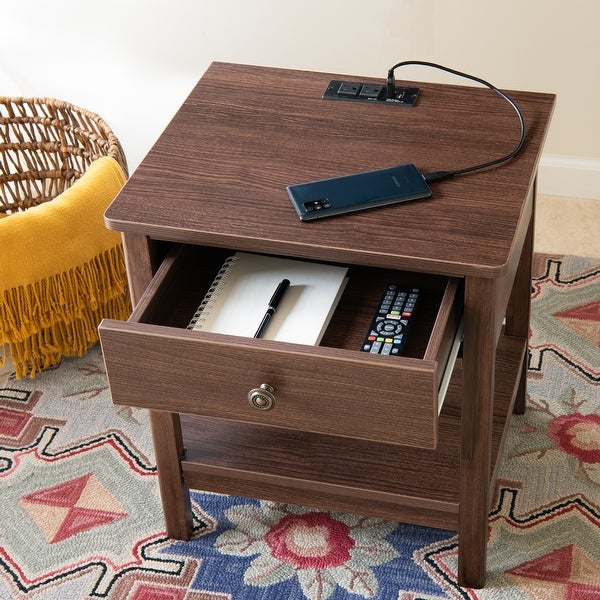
xmin=23 ymin=472 xmax=90 ymax=507
xmin=507 ymin=545 xmax=600 ymax=598
xmin=554 ymin=300 xmax=600 ymax=346
xmin=19 ymin=473 xmax=127 ymax=543
xmin=52 ymin=506 xmax=127 ymax=543
xmin=508 ymin=544 xmax=575 ymax=581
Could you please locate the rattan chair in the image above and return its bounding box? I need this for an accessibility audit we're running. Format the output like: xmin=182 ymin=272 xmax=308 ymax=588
xmin=0 ymin=97 xmax=130 ymax=378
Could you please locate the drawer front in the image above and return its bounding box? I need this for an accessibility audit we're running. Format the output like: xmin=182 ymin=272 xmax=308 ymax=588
xmin=99 ymin=320 xmax=440 ymax=448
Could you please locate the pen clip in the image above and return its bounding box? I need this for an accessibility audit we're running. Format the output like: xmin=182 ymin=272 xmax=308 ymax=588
xmin=269 ymin=278 xmax=290 ymax=309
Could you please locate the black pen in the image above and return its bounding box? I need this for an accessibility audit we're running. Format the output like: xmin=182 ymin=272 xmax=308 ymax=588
xmin=254 ymin=279 xmax=290 ymax=338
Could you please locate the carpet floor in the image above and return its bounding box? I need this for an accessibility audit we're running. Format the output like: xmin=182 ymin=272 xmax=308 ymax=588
xmin=1 ymin=253 xmax=598 ymax=599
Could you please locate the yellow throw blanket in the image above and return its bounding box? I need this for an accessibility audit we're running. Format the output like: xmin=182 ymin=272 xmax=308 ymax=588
xmin=0 ymin=156 xmax=131 ymax=378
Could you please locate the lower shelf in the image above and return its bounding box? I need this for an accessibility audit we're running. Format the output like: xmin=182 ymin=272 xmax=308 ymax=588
xmin=181 ymin=334 xmax=526 ymax=531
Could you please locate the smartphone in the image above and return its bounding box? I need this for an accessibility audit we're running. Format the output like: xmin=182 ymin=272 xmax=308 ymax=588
xmin=287 ymin=163 xmax=432 ymax=221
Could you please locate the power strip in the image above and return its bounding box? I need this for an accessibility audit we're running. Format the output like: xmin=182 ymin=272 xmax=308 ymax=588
xmin=323 ymin=80 xmax=420 ymax=106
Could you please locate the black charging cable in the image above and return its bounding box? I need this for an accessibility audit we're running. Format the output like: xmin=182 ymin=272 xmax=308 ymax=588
xmin=386 ymin=60 xmax=526 ymax=183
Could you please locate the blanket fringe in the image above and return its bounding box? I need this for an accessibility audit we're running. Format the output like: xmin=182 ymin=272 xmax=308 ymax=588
xmin=0 ymin=243 xmax=131 ymax=379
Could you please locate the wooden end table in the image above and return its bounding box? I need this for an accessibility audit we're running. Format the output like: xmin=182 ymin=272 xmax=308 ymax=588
xmin=99 ymin=62 xmax=555 ymax=588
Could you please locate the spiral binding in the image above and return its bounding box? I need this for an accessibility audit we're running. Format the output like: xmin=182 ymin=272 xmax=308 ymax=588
xmin=187 ymin=254 xmax=238 ymax=329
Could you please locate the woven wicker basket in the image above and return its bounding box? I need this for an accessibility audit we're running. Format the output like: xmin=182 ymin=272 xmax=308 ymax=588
xmin=0 ymin=97 xmax=128 ymax=215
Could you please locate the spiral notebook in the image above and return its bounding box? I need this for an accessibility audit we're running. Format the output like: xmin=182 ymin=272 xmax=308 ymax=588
xmin=187 ymin=252 xmax=348 ymax=345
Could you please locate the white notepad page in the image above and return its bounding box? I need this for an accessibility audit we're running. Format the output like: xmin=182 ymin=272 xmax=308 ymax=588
xmin=188 ymin=252 xmax=348 ymax=345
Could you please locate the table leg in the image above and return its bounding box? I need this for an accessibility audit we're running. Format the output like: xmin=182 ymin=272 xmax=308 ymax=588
xmin=458 ymin=275 xmax=497 ymax=588
xmin=150 ymin=410 xmax=193 ymax=539
xmin=121 ymin=232 xmax=157 ymax=305
xmin=118 ymin=235 xmax=193 ymax=539
xmin=505 ymin=190 xmax=535 ymax=416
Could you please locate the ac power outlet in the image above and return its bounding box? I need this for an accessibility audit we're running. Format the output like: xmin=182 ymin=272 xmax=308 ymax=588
xmin=323 ymin=80 xmax=420 ymax=106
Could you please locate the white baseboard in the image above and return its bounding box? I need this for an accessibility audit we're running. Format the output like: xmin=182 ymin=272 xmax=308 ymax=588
xmin=538 ymin=155 xmax=600 ymax=200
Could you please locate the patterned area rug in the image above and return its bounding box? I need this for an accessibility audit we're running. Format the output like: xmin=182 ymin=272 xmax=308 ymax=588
xmin=1 ymin=254 xmax=598 ymax=600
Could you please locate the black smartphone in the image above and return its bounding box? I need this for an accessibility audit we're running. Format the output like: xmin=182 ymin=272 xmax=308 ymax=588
xmin=286 ymin=163 xmax=432 ymax=221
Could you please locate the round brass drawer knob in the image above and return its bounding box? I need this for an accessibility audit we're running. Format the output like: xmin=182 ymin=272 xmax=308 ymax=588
xmin=248 ymin=384 xmax=276 ymax=411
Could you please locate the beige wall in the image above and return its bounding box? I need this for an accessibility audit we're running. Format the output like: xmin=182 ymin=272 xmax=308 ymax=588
xmin=2 ymin=0 xmax=599 ymax=197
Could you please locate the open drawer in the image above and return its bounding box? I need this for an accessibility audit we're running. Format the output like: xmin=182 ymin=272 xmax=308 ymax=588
xmin=99 ymin=244 xmax=463 ymax=449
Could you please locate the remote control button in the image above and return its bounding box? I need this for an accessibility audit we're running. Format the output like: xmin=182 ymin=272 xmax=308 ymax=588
xmin=370 ymin=341 xmax=382 ymax=353
xmin=376 ymin=319 xmax=404 ymax=335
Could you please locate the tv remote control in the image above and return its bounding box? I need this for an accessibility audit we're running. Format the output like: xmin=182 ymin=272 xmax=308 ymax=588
xmin=361 ymin=284 xmax=420 ymax=356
